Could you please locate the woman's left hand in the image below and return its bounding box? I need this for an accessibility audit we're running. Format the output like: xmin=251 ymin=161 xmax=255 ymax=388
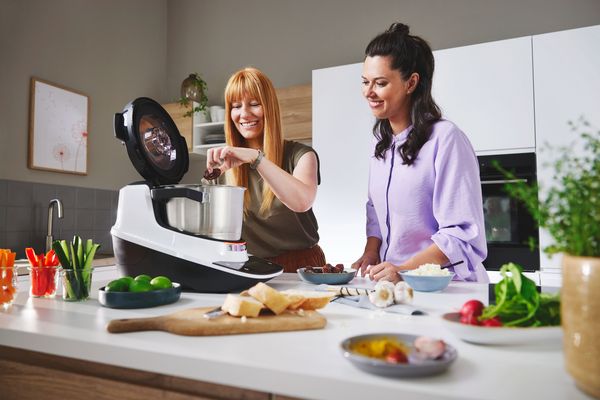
xmin=366 ymin=262 xmax=402 ymax=283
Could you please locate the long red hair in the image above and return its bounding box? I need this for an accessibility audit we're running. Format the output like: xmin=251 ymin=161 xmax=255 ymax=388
xmin=224 ymin=67 xmax=284 ymax=215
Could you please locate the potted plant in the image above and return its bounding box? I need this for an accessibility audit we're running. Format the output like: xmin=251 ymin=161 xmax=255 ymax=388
xmin=179 ymin=73 xmax=209 ymax=119
xmin=496 ymin=117 xmax=600 ymax=398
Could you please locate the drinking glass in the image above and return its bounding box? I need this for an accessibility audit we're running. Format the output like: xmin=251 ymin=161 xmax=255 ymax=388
xmin=0 ymin=266 xmax=17 ymax=309
xmin=28 ymin=266 xmax=59 ymax=298
xmin=60 ymin=268 xmax=94 ymax=301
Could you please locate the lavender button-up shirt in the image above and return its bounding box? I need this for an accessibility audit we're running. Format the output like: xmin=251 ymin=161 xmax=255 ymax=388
xmin=365 ymin=120 xmax=488 ymax=282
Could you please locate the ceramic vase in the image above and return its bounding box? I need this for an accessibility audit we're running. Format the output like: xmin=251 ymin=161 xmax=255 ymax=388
xmin=562 ymin=254 xmax=600 ymax=398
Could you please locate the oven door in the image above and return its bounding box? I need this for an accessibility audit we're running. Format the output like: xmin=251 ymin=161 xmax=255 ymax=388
xmin=479 ymin=153 xmax=540 ymax=271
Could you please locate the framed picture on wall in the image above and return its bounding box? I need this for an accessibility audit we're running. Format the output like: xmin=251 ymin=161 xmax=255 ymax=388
xmin=28 ymin=77 xmax=89 ymax=175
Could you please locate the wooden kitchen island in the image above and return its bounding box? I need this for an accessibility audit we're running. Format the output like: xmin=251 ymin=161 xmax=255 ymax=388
xmin=0 ymin=267 xmax=586 ymax=400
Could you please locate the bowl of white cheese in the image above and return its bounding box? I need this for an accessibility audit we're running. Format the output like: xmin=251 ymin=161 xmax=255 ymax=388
xmin=399 ymin=264 xmax=454 ymax=292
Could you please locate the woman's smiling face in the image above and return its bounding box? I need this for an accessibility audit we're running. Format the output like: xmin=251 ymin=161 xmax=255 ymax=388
xmin=362 ymin=55 xmax=413 ymax=124
xmin=230 ymin=95 xmax=264 ymax=141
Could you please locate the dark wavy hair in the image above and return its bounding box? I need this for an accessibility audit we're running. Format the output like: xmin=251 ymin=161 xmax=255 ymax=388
xmin=365 ymin=22 xmax=441 ymax=165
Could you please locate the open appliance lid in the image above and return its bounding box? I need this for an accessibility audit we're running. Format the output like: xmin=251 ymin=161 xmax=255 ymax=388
xmin=114 ymin=97 xmax=189 ymax=186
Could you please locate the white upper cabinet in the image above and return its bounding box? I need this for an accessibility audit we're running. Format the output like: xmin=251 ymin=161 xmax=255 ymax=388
xmin=312 ymin=63 xmax=374 ymax=263
xmin=533 ymin=25 xmax=600 ymax=151
xmin=432 ymin=37 xmax=535 ymax=154
xmin=532 ymin=25 xmax=600 ymax=269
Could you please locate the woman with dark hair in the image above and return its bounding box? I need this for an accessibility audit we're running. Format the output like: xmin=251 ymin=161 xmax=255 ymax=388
xmin=351 ymin=23 xmax=488 ymax=283
xmin=205 ymin=67 xmax=324 ymax=272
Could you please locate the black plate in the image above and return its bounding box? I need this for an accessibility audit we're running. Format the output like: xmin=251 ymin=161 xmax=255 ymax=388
xmin=98 ymin=283 xmax=182 ymax=309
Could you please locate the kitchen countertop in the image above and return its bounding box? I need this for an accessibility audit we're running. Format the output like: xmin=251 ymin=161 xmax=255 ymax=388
xmin=0 ymin=266 xmax=584 ymax=400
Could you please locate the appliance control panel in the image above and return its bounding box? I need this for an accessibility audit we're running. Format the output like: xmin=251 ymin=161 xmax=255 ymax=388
xmin=214 ymin=256 xmax=283 ymax=275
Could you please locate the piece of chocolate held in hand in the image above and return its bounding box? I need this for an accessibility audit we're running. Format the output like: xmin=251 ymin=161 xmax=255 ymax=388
xmin=203 ymin=168 xmax=221 ymax=181
xmin=305 ymin=263 xmax=345 ymax=273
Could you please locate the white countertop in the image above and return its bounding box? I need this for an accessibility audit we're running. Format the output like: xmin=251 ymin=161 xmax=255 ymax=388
xmin=0 ymin=267 xmax=584 ymax=400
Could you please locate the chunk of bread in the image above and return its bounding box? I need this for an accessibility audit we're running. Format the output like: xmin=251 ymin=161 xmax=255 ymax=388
xmin=221 ymin=294 xmax=264 ymax=317
xmin=248 ymin=282 xmax=291 ymax=315
xmin=281 ymin=290 xmax=335 ymax=310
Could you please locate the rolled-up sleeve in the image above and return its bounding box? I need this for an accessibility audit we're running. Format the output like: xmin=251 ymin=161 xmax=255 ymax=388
xmin=430 ymin=129 xmax=488 ymax=282
xmin=366 ymin=196 xmax=382 ymax=239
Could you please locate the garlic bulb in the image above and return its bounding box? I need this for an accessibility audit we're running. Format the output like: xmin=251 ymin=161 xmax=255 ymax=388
xmin=393 ymin=281 xmax=414 ymax=304
xmin=369 ymin=280 xmax=395 ymax=308
xmin=413 ymin=336 xmax=446 ymax=359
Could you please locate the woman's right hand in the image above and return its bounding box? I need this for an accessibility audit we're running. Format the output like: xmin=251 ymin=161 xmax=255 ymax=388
xmin=351 ymin=250 xmax=380 ymax=277
xmin=205 ymin=146 xmax=259 ymax=173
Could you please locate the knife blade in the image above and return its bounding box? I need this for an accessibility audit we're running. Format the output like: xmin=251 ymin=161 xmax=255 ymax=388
xmin=203 ymin=306 xmax=226 ymax=319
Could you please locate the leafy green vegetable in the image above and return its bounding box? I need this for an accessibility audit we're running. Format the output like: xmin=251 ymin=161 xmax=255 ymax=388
xmin=481 ymin=263 xmax=560 ymax=327
xmin=52 ymin=235 xmax=100 ymax=301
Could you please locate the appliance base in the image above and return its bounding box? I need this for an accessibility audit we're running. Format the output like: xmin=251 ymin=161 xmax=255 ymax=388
xmin=112 ymin=236 xmax=278 ymax=293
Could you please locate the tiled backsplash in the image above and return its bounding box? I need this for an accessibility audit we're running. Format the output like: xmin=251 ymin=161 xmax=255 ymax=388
xmin=0 ymin=179 xmax=118 ymax=258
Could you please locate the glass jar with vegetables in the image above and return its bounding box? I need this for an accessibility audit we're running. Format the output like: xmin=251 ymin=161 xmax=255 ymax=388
xmin=0 ymin=249 xmax=17 ymax=309
xmin=53 ymin=236 xmax=100 ymax=301
xmin=26 ymin=248 xmax=60 ymax=298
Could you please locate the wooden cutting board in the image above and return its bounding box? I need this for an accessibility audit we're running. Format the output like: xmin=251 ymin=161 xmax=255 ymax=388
xmin=107 ymin=307 xmax=327 ymax=336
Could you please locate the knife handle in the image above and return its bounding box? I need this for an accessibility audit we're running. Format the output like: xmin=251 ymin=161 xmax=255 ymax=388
xmin=107 ymin=316 xmax=166 ymax=333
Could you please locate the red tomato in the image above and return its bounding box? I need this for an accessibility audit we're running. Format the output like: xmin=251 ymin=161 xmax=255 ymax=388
xmin=385 ymin=349 xmax=408 ymax=364
xmin=481 ymin=317 xmax=503 ymax=327
xmin=460 ymin=314 xmax=481 ymax=326
xmin=459 ymin=300 xmax=484 ymax=318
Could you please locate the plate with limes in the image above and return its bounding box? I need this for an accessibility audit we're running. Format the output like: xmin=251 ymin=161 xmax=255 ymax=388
xmin=98 ymin=274 xmax=182 ymax=309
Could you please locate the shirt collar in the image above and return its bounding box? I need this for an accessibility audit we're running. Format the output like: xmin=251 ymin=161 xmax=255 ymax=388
xmin=392 ymin=125 xmax=412 ymax=143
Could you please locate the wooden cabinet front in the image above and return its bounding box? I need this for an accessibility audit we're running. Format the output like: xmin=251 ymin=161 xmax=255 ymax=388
xmin=162 ymin=102 xmax=193 ymax=150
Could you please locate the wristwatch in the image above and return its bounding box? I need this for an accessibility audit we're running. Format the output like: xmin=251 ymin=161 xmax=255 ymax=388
xmin=249 ymin=149 xmax=264 ymax=169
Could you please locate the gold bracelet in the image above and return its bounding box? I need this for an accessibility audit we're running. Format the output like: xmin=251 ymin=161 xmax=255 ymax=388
xmin=249 ymin=149 xmax=264 ymax=169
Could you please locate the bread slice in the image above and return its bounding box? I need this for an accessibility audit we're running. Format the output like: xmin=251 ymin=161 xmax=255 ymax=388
xmin=248 ymin=282 xmax=291 ymax=315
xmin=221 ymin=294 xmax=264 ymax=317
xmin=281 ymin=290 xmax=335 ymax=310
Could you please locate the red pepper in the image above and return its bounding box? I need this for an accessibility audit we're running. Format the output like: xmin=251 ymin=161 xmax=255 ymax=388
xmin=27 ymin=248 xmax=59 ymax=296
xmin=25 ymin=248 xmax=38 ymax=266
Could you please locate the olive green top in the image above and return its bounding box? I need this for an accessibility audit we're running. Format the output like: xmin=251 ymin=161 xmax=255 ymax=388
xmin=242 ymin=140 xmax=320 ymax=258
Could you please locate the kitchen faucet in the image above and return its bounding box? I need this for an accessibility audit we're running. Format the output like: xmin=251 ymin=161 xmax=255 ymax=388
xmin=46 ymin=199 xmax=64 ymax=253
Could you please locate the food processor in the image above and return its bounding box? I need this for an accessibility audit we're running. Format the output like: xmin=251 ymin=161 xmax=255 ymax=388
xmin=111 ymin=97 xmax=283 ymax=293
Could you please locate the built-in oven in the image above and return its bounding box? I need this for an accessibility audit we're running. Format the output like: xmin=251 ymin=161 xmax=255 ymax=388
xmin=478 ymin=152 xmax=539 ymax=271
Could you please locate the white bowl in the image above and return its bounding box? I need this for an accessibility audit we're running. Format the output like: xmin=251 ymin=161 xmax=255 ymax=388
xmin=441 ymin=312 xmax=562 ymax=345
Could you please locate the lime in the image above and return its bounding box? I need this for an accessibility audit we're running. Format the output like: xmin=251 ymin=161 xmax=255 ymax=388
xmin=150 ymin=276 xmax=172 ymax=290
xmin=120 ymin=276 xmax=134 ymax=287
xmin=134 ymin=274 xmax=152 ymax=283
xmin=129 ymin=280 xmax=153 ymax=293
xmin=105 ymin=279 xmax=129 ymax=292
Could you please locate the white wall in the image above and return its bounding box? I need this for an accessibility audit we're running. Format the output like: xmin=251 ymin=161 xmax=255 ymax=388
xmin=312 ymin=63 xmax=373 ymax=264
xmin=0 ymin=0 xmax=168 ymax=190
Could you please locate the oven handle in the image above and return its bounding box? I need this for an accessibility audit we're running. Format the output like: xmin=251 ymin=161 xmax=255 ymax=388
xmin=481 ymin=179 xmax=528 ymax=185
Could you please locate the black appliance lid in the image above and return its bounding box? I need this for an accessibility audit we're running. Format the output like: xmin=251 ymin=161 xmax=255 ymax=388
xmin=114 ymin=97 xmax=189 ymax=186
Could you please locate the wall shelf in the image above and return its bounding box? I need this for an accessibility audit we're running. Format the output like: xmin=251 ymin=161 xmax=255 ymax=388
xmin=192 ymin=143 xmax=224 ymax=155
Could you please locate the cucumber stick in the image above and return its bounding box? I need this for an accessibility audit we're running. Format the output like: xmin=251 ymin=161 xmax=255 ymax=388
xmin=52 ymin=235 xmax=101 ymax=300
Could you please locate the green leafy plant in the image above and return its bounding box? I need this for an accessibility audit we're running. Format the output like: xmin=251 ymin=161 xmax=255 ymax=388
xmin=179 ymin=72 xmax=208 ymax=118
xmin=494 ymin=118 xmax=600 ymax=257
xmin=52 ymin=236 xmax=100 ymax=300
